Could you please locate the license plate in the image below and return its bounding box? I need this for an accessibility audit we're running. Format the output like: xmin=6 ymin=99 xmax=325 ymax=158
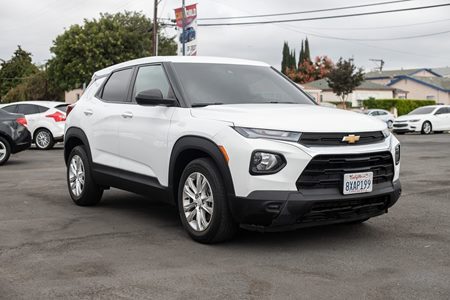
xmin=343 ymin=172 xmax=373 ymax=195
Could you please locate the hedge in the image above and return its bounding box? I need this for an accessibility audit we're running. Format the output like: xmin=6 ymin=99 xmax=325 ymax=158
xmin=362 ymin=99 xmax=436 ymax=116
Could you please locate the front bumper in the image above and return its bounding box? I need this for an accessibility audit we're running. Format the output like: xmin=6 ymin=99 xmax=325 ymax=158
xmin=229 ymin=180 xmax=401 ymax=231
xmin=393 ymin=122 xmax=420 ymax=133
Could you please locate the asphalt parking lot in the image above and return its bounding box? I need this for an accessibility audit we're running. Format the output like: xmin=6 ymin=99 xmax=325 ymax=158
xmin=1 ymin=134 xmax=449 ymax=299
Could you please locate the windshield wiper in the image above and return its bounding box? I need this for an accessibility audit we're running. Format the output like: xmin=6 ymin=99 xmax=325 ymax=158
xmin=191 ymin=102 xmax=224 ymax=107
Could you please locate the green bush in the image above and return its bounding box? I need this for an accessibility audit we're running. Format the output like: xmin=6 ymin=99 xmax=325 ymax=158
xmin=362 ymin=99 xmax=436 ymax=116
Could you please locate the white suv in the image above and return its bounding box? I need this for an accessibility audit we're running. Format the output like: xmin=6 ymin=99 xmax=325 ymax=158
xmin=0 ymin=101 xmax=67 ymax=149
xmin=64 ymin=56 xmax=401 ymax=243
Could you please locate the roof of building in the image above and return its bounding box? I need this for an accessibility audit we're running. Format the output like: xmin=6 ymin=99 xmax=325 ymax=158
xmin=388 ymin=75 xmax=450 ymax=92
xmin=432 ymin=67 xmax=450 ymax=77
xmin=365 ymin=68 xmax=442 ymax=79
xmin=303 ymin=78 xmax=394 ymax=91
xmin=93 ymin=56 xmax=270 ymax=78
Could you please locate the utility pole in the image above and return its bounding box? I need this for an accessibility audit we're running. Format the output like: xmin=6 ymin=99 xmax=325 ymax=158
xmin=152 ymin=0 xmax=158 ymax=56
xmin=182 ymin=0 xmax=186 ymax=56
xmin=370 ymin=59 xmax=385 ymax=72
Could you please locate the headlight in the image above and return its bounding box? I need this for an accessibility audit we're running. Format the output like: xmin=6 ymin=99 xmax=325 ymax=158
xmin=395 ymin=144 xmax=400 ymax=165
xmin=408 ymin=119 xmax=420 ymax=122
xmin=250 ymin=151 xmax=286 ymax=175
xmin=382 ymin=128 xmax=391 ymax=138
xmin=234 ymin=127 xmax=301 ymax=142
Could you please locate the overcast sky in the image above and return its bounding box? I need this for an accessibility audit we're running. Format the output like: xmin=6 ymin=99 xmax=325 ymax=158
xmin=1 ymin=0 xmax=449 ymax=71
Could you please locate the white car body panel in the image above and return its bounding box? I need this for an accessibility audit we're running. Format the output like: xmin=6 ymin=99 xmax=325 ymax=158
xmin=190 ymin=104 xmax=386 ymax=132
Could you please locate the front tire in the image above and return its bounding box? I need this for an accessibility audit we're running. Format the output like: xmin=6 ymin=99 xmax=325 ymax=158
xmin=387 ymin=120 xmax=393 ymax=129
xmin=178 ymin=158 xmax=237 ymax=243
xmin=67 ymin=146 xmax=103 ymax=206
xmin=0 ymin=137 xmax=11 ymax=166
xmin=421 ymin=121 xmax=432 ymax=135
xmin=35 ymin=128 xmax=55 ymax=150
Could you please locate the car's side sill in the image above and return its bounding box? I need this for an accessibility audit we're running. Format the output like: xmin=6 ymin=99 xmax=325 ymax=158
xmin=92 ymin=163 xmax=172 ymax=203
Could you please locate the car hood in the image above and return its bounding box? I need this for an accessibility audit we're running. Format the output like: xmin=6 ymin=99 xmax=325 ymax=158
xmin=395 ymin=114 xmax=427 ymax=121
xmin=190 ymin=104 xmax=386 ymax=132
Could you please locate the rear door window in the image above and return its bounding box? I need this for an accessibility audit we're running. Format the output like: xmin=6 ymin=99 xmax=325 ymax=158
xmin=101 ymin=68 xmax=134 ymax=102
xmin=17 ymin=104 xmax=40 ymax=115
xmin=37 ymin=105 xmax=49 ymax=113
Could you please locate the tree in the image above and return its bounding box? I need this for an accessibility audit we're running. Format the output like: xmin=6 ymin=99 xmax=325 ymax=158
xmin=48 ymin=11 xmax=177 ymax=91
xmin=281 ymin=41 xmax=290 ymax=74
xmin=0 ymin=46 xmax=38 ymax=100
xmin=290 ymin=50 xmax=297 ymax=71
xmin=3 ymin=69 xmax=64 ymax=102
xmin=299 ymin=41 xmax=304 ymax=66
xmin=304 ymin=37 xmax=311 ymax=63
xmin=326 ymin=58 xmax=364 ymax=109
xmin=287 ymin=56 xmax=333 ymax=84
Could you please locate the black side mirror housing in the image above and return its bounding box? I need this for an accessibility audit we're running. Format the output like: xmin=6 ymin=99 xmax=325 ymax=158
xmin=135 ymin=89 xmax=178 ymax=106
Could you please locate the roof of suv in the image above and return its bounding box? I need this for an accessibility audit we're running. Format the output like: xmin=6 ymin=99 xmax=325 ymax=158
xmin=0 ymin=101 xmax=67 ymax=108
xmin=93 ymin=56 xmax=270 ymax=78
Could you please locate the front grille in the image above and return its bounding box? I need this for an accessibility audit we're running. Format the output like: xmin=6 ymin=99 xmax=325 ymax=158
xmin=298 ymin=131 xmax=385 ymax=147
xmin=298 ymin=196 xmax=388 ymax=223
xmin=393 ymin=123 xmax=408 ymax=128
xmin=297 ymin=151 xmax=394 ymax=190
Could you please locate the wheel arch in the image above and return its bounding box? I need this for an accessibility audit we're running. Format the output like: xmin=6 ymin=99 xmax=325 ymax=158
xmin=169 ymin=136 xmax=235 ymax=205
xmin=422 ymin=120 xmax=432 ymax=133
xmin=0 ymin=131 xmax=13 ymax=148
xmin=64 ymin=127 xmax=92 ymax=165
xmin=33 ymin=127 xmax=53 ymax=141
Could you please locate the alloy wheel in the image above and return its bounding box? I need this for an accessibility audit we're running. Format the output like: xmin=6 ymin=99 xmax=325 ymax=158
xmin=0 ymin=141 xmax=6 ymax=162
xmin=423 ymin=122 xmax=431 ymax=134
xmin=36 ymin=131 xmax=51 ymax=149
xmin=182 ymin=172 xmax=214 ymax=232
xmin=69 ymin=155 xmax=85 ymax=197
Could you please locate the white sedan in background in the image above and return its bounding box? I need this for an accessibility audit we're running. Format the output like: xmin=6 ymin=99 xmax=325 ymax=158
xmin=364 ymin=109 xmax=395 ymax=129
xmin=393 ymin=105 xmax=450 ymax=135
xmin=0 ymin=101 xmax=68 ymax=149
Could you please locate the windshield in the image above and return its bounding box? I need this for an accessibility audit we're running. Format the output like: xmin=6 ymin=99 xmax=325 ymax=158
xmin=408 ymin=107 xmax=435 ymax=115
xmin=172 ymin=63 xmax=314 ymax=107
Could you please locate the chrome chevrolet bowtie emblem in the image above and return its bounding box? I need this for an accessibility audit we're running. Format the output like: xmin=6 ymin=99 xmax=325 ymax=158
xmin=342 ymin=134 xmax=360 ymax=144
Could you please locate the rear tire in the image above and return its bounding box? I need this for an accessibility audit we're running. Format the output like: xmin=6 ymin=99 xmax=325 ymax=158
xmin=421 ymin=121 xmax=432 ymax=135
xmin=35 ymin=128 xmax=55 ymax=150
xmin=0 ymin=137 xmax=11 ymax=166
xmin=67 ymin=146 xmax=103 ymax=206
xmin=178 ymin=158 xmax=237 ymax=243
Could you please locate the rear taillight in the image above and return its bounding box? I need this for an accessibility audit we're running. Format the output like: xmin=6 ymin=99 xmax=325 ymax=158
xmin=66 ymin=104 xmax=75 ymax=118
xmin=16 ymin=117 xmax=28 ymax=126
xmin=46 ymin=111 xmax=66 ymax=122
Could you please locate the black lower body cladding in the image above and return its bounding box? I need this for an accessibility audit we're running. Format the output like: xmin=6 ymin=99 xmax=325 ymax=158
xmin=229 ymin=180 xmax=401 ymax=231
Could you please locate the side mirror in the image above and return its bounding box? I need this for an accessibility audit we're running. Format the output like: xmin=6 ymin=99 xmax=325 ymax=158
xmin=135 ymin=89 xmax=177 ymax=106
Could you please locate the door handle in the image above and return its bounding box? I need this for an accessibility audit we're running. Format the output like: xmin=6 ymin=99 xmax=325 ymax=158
xmin=84 ymin=109 xmax=93 ymax=116
xmin=121 ymin=112 xmax=133 ymax=119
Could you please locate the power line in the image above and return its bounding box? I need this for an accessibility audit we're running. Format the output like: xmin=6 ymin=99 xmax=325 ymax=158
xmin=288 ymin=29 xmax=450 ymax=41
xmin=197 ymin=3 xmax=450 ymax=26
xmin=292 ymin=17 xmax=450 ymax=31
xmin=199 ymin=0 xmax=415 ymax=20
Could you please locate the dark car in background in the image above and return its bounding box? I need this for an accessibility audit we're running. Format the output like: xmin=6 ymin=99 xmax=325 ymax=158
xmin=0 ymin=109 xmax=32 ymax=165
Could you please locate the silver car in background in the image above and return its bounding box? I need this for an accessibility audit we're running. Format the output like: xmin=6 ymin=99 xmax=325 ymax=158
xmin=364 ymin=109 xmax=395 ymax=129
